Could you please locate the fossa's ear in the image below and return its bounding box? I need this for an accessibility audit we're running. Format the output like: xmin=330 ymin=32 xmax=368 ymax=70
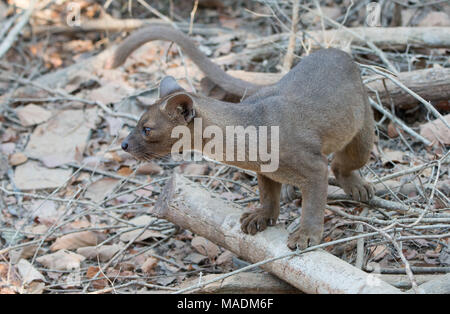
xmin=159 ymin=76 xmax=185 ymax=98
xmin=161 ymin=93 xmax=195 ymax=124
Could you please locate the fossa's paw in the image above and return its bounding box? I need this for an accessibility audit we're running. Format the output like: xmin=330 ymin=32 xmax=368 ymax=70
xmin=336 ymin=173 xmax=374 ymax=202
xmin=240 ymin=209 xmax=277 ymax=235
xmin=287 ymin=225 xmax=323 ymax=250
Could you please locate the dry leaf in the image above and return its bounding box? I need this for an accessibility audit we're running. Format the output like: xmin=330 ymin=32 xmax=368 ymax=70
xmin=381 ymin=150 xmax=407 ymax=165
xmin=0 ymin=142 xmax=15 ymax=155
xmin=46 ymin=51 xmax=63 ymax=68
xmin=179 ymin=163 xmax=209 ymax=176
xmin=63 ymin=40 xmax=94 ymax=53
xmin=0 ymin=263 xmax=21 ymax=294
xmin=370 ymin=245 xmax=388 ymax=261
xmin=136 ymin=162 xmax=163 ymax=175
xmin=25 ymin=282 xmax=45 ymax=294
xmin=403 ymin=249 xmax=417 ymax=260
xmin=302 ymin=7 xmax=341 ymax=26
xmin=14 ymin=161 xmax=73 ymax=190
xmin=86 ymin=266 xmax=108 ymax=290
xmin=25 ymin=109 xmax=99 ymax=167
xmin=420 ymin=114 xmax=450 ymax=146
xmin=8 ymin=152 xmax=27 ymax=166
xmin=77 ymin=244 xmax=121 ymax=262
xmin=117 ymin=166 xmax=133 ymax=177
xmin=105 ymin=116 xmax=123 ymax=136
xmin=1 ymin=128 xmax=18 ymax=143
xmin=16 ymin=104 xmax=51 ymax=127
xmin=28 ymin=200 xmax=59 ymax=225
xmin=36 ymin=250 xmax=85 ymax=271
xmin=87 ymin=83 xmax=132 ymax=105
xmin=116 ymin=194 xmax=136 ymax=204
xmin=16 ymin=259 xmax=46 ymax=284
xmin=191 ymin=236 xmax=221 ymax=260
xmin=134 ymin=188 xmax=153 ymax=198
xmin=216 ymin=250 xmax=233 ymax=266
xmin=439 ymin=244 xmax=450 ymax=266
xmin=418 ymin=11 xmax=450 ymax=27
xmin=119 ymin=215 xmax=163 ymax=242
xmin=220 ymin=192 xmax=243 ymax=201
xmin=50 ymin=231 xmax=101 ymax=251
xmin=103 ymin=151 xmax=123 ymax=163
xmin=387 ymin=122 xmax=400 ymax=138
xmin=141 ymin=257 xmax=158 ymax=274
xmin=85 ymin=178 xmax=119 ymax=202
xmin=185 ymin=252 xmax=208 ymax=264
xmin=9 ymin=245 xmax=43 ymax=264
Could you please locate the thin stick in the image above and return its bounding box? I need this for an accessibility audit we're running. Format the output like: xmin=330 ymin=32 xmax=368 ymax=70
xmin=362 ymin=64 xmax=450 ymax=130
xmin=282 ymin=0 xmax=300 ymax=72
xmin=371 ymin=158 xmax=449 ymax=184
xmin=189 ymin=0 xmax=199 ymax=35
xmin=355 ymin=208 xmax=369 ymax=269
xmin=297 ymin=2 xmax=398 ymax=74
xmin=368 ymin=97 xmax=432 ymax=146
xmin=136 ymin=0 xmax=178 ymax=29
xmin=0 ymin=0 xmax=36 ymax=59
xmin=359 ymin=222 xmax=420 ymax=293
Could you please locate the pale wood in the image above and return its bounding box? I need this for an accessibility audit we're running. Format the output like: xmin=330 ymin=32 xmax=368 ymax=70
xmin=282 ymin=0 xmax=300 ymax=72
xmin=247 ymin=27 xmax=450 ymax=50
xmin=154 ymin=174 xmax=402 ymax=294
xmin=29 ymin=18 xmax=230 ymax=37
xmin=225 ymin=68 xmax=450 ymax=108
xmin=376 ymin=274 xmax=448 ymax=290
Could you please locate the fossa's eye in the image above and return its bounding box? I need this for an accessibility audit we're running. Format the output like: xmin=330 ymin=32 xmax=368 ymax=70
xmin=142 ymin=127 xmax=151 ymax=136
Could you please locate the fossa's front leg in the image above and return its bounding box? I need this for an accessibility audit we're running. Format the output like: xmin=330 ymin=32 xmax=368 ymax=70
xmin=287 ymin=153 xmax=328 ymax=250
xmin=240 ymin=174 xmax=281 ymax=235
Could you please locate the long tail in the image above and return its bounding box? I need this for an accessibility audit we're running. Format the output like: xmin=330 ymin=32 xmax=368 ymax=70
xmin=107 ymin=24 xmax=261 ymax=97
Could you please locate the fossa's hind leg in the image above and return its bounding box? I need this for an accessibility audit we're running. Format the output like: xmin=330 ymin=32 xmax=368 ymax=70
xmin=331 ymin=108 xmax=375 ymax=202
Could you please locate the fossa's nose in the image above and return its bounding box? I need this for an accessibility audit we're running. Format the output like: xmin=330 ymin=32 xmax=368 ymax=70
xmin=121 ymin=141 xmax=128 ymax=151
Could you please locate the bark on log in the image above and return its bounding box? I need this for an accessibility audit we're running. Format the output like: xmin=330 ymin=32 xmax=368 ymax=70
xmin=154 ymin=174 xmax=402 ymax=294
xmin=224 ymin=68 xmax=450 ymax=108
xmin=247 ymin=27 xmax=450 ymax=50
xmin=365 ymin=67 xmax=450 ymax=108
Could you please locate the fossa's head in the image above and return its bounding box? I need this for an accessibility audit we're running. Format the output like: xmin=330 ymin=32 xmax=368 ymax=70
xmin=121 ymin=76 xmax=195 ymax=160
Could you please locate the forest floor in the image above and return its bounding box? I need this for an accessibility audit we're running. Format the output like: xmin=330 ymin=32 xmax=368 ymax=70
xmin=0 ymin=0 xmax=449 ymax=294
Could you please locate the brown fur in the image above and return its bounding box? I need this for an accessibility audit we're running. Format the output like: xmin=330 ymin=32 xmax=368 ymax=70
xmin=112 ymin=27 xmax=375 ymax=250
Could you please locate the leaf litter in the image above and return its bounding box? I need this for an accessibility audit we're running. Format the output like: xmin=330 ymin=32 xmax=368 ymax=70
xmin=0 ymin=0 xmax=449 ymax=294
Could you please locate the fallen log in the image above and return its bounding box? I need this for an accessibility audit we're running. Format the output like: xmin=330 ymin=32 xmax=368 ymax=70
xmin=377 ymin=274 xmax=443 ymax=290
xmin=31 ymin=22 xmax=450 ymax=50
xmin=247 ymin=27 xmax=450 ymax=50
xmin=409 ymin=274 xmax=450 ymax=294
xmin=28 ymin=18 xmax=234 ymax=37
xmin=223 ymin=68 xmax=450 ymax=108
xmin=154 ymin=174 xmax=402 ymax=294
xmin=177 ymin=272 xmax=300 ymax=294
